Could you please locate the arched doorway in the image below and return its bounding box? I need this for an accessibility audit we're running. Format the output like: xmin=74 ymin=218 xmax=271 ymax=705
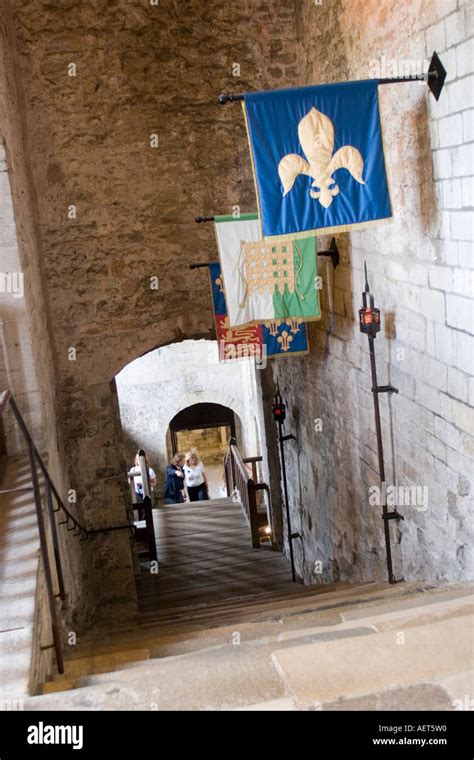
xmin=167 ymin=402 xmax=239 ymax=498
xmin=168 ymin=402 xmax=237 ymax=453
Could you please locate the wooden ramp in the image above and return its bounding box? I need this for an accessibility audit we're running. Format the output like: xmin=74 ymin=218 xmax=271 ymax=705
xmin=136 ymin=498 xmax=293 ymax=615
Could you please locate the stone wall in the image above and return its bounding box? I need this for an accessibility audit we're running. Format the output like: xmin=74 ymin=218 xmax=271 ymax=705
xmin=4 ymin=0 xmax=298 ymax=617
xmin=269 ymin=0 xmax=474 ymax=584
xmin=0 ymin=1 xmax=95 ymax=644
xmin=116 ymin=339 xmax=264 ymax=494
xmin=176 ymin=427 xmax=228 ymax=459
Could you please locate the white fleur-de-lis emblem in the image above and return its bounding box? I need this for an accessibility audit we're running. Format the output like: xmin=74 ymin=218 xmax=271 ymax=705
xmin=278 ymin=107 xmax=365 ymax=208
xmin=277 ymin=330 xmax=293 ymax=352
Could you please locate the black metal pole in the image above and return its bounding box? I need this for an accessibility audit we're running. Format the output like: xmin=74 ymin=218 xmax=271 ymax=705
xmin=359 ymin=263 xmax=403 ymax=585
xmin=368 ymin=335 xmax=395 ymax=584
xmin=278 ymin=418 xmax=296 ymax=582
xmin=45 ymin=482 xmax=66 ymax=601
xmin=218 ymin=53 xmax=446 ymax=104
xmin=218 ymin=74 xmax=435 ymax=103
xmin=272 ymin=391 xmax=298 ymax=582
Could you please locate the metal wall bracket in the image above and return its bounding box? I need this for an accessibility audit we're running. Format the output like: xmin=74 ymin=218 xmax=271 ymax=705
xmin=319 ymin=237 xmax=340 ymax=269
xmin=193 ymin=217 xmax=340 ymax=269
xmin=372 ymin=385 xmax=398 ymax=394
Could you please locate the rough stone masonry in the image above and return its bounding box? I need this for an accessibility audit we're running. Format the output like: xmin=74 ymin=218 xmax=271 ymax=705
xmin=269 ymin=0 xmax=474 ymax=585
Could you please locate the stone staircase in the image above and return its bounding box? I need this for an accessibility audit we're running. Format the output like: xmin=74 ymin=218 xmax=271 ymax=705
xmin=28 ymin=578 xmax=473 ymax=711
xmin=2 ymin=486 xmax=472 ymax=711
xmin=0 ymin=456 xmax=41 ymax=700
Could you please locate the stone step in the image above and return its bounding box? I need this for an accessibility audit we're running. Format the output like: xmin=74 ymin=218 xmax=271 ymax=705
xmin=156 ymin=498 xmax=235 ymax=512
xmin=130 ymin=579 xmax=428 ymax=628
xmin=42 ymin=648 xmax=152 ymax=694
xmin=271 ymin=613 xmax=474 ymax=709
xmin=43 ymin=583 xmax=391 ymax=692
xmin=0 ymin=456 xmax=40 ymax=698
xmin=80 ymin=581 xmax=373 ymax=642
xmin=65 ymin=581 xmax=359 ymax=658
xmin=277 ymin=592 xmax=474 ymax=643
xmin=46 ymin=582 xmax=473 ymax=698
xmin=92 ymin=581 xmax=423 ymax=649
xmin=34 ymin=606 xmax=473 ymax=710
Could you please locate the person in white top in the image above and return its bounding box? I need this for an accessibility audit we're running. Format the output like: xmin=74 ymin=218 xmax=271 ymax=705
xmin=128 ymin=452 xmax=156 ymax=503
xmin=183 ymin=449 xmax=209 ymax=502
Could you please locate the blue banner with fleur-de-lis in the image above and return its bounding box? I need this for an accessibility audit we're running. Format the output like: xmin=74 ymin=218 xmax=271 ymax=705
xmin=242 ymin=79 xmax=392 ymax=241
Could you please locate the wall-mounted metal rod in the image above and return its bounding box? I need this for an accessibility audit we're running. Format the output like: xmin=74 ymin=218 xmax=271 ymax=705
xmin=193 ymin=216 xmax=340 ymax=268
xmin=45 ymin=481 xmax=66 ymax=601
xmin=218 ymin=52 xmax=446 ymax=104
xmin=88 ymin=524 xmax=132 ymax=534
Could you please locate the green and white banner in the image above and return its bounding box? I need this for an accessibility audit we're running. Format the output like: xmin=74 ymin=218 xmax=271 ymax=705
xmin=214 ymin=213 xmax=320 ymax=328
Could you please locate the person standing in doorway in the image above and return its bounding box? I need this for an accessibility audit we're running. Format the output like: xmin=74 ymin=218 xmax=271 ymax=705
xmin=184 ymin=449 xmax=209 ymax=501
xmin=164 ymin=453 xmax=186 ymax=504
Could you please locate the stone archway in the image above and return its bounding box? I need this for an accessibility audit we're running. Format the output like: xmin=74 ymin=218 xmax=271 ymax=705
xmin=168 ymin=402 xmax=237 ymax=454
xmin=115 ymin=340 xmax=261 ymax=495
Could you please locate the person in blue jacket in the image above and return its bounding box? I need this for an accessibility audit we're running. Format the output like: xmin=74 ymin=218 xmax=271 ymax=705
xmin=164 ymin=453 xmax=186 ymax=504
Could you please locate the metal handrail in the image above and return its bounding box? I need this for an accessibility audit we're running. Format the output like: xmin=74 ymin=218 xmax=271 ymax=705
xmin=1 ymin=391 xmax=88 ymax=539
xmin=0 ymin=390 xmax=74 ymax=673
xmin=0 ymin=390 xmax=155 ymax=674
xmin=0 ymin=389 xmax=102 ymax=674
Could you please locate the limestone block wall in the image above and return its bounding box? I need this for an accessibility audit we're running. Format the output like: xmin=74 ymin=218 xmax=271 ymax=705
xmin=176 ymin=427 xmax=228 ymax=459
xmin=269 ymin=0 xmax=474 ymax=584
xmin=116 ymin=339 xmax=264 ymax=494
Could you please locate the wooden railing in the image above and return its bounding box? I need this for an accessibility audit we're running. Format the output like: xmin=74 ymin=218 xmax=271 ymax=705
xmin=224 ymin=438 xmax=271 ymax=549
